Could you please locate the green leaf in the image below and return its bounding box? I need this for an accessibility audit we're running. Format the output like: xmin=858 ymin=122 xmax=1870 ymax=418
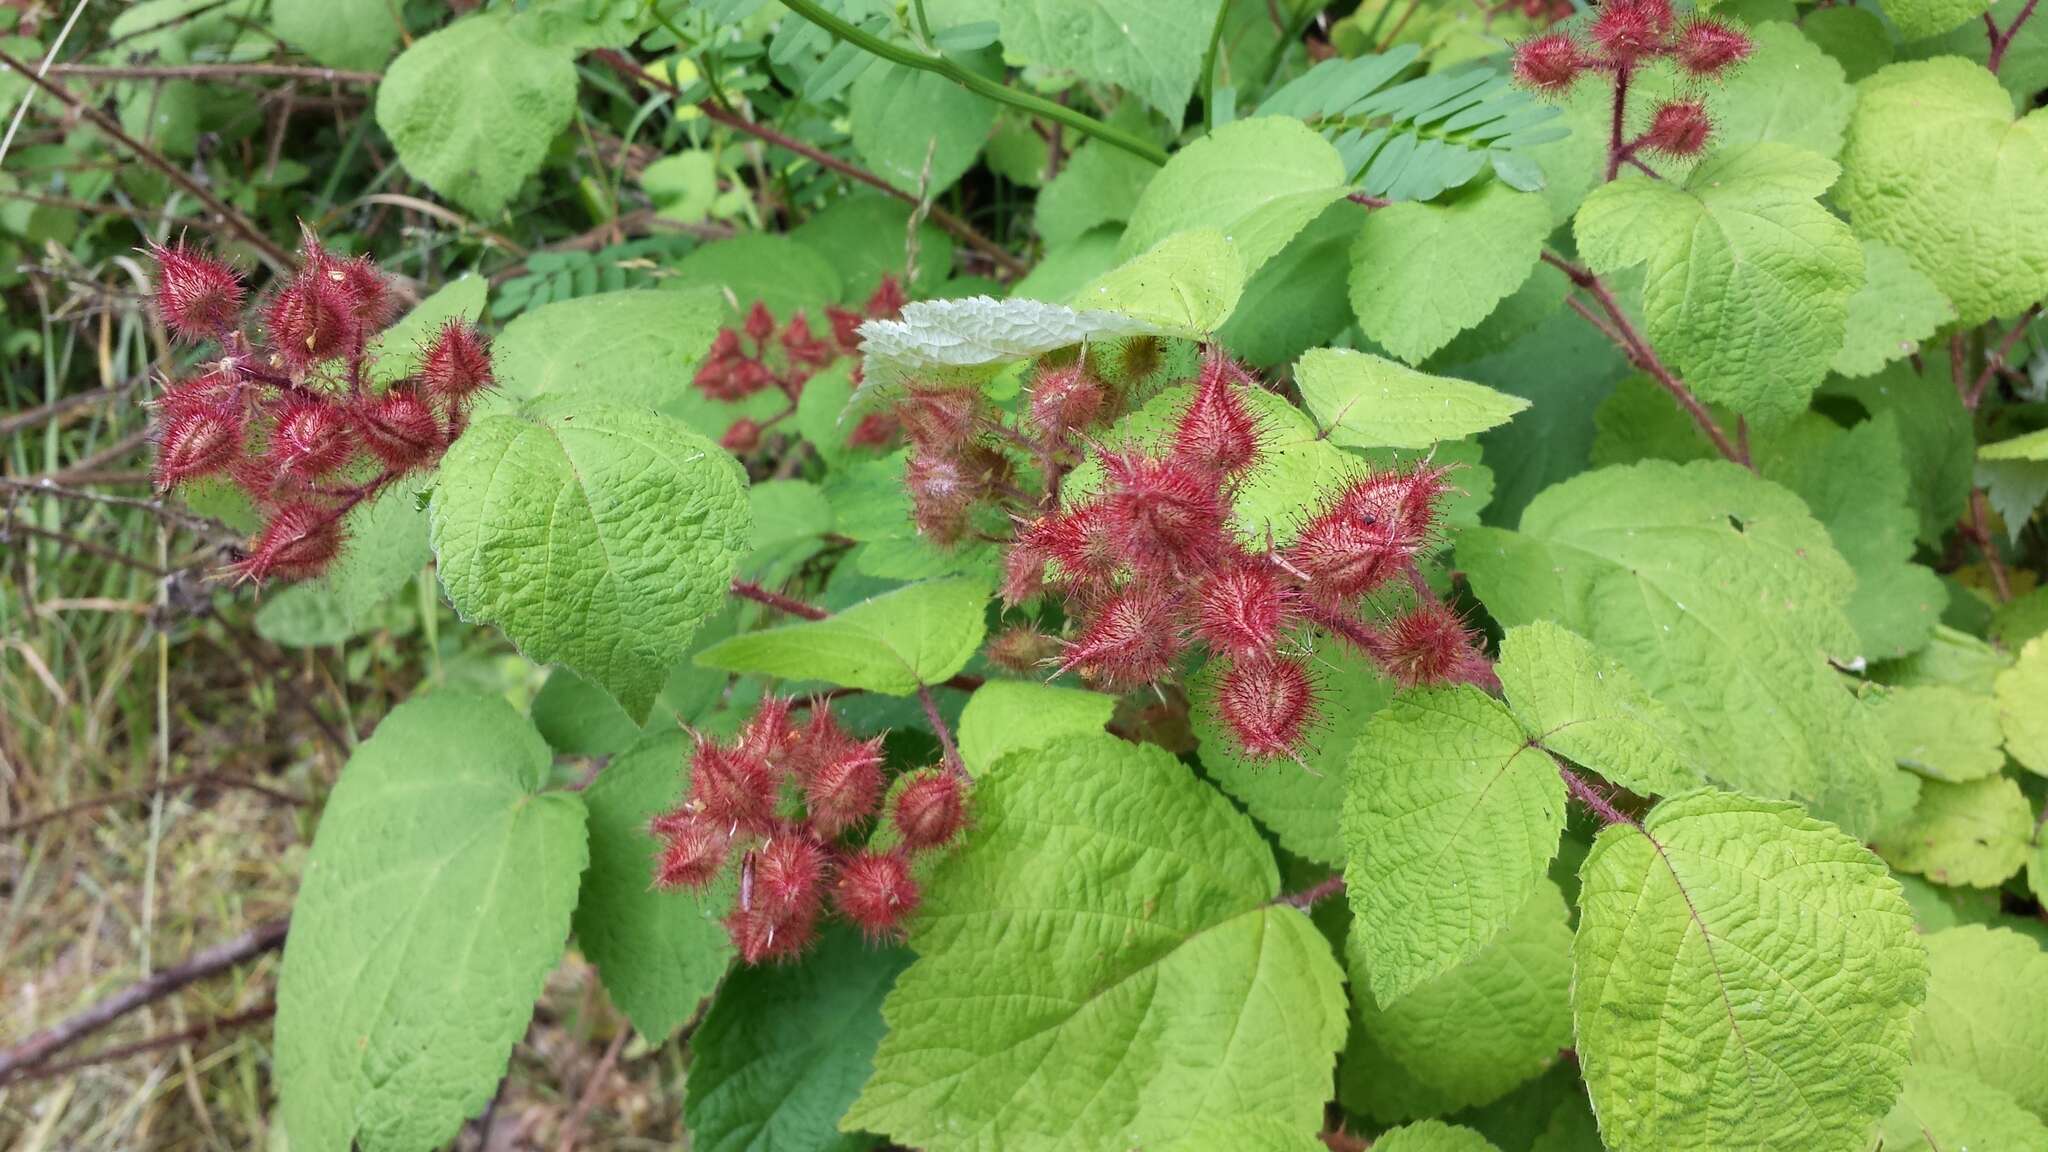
xmin=845 ymin=733 xmax=1347 ymax=1151
xmin=1215 ymin=205 xmax=1358 ymax=368
xmin=364 ymin=274 xmax=490 ymax=387
xmin=574 ymin=730 xmax=734 ymax=1042
xmin=1875 ymin=774 xmax=2032 ymax=888
xmin=1496 ymin=621 xmax=1701 ymax=798
xmin=504 ymin=0 xmax=641 ymax=49
xmin=968 ymin=0 xmax=1224 ymax=123
xmin=1831 ymin=240 xmax=1955 ymax=378
xmin=849 ymin=60 xmax=997 ymax=197
xmin=1711 ymin=22 xmax=1857 ymax=160
xmin=695 ymin=578 xmax=990 ymax=696
xmin=488 ymin=288 xmax=725 ymax=415
xmin=685 ymin=926 xmax=907 ymax=1152
xmin=1999 ymin=636 xmax=2048 ymax=777
xmin=1075 ymin=229 xmax=1247 ymax=335
xmin=275 ymin=694 xmax=587 ymax=1152
xmin=531 ymin=666 xmax=646 ymax=757
xmin=1914 ymin=925 xmax=2048 ymax=1116
xmin=255 ymin=483 xmax=431 ymax=648
xmin=672 ymin=232 xmax=845 ymax=318
xmin=1572 ymin=789 xmax=1926 ymax=1152
xmin=374 ymin=15 xmax=575 ymax=219
xmin=856 ymin=296 xmax=1163 ymax=399
xmin=1883 ymin=0 xmax=1997 ymax=40
xmin=1342 ymin=686 xmax=1566 ymax=1004
xmin=1824 ymin=362 xmax=1976 ymax=546
xmin=271 ymin=0 xmax=398 ymax=71
xmin=1345 ymin=882 xmax=1573 ymax=1117
xmin=1192 ymin=636 xmax=1390 ymax=865
xmin=1036 ymin=141 xmax=1157 ymax=248
xmin=1876 ymin=684 xmax=2008 ymax=782
xmin=956 ymin=680 xmax=1114 ymax=775
xmin=789 ymin=193 xmax=955 ymax=301
xmin=1838 ymin=59 xmax=2048 ymax=326
xmin=430 ymin=400 xmax=751 ymax=721
xmin=1880 ymin=1064 xmax=2048 ymax=1152
xmin=1374 ymin=1121 xmax=1504 ymax=1152
xmin=1119 ymin=116 xmax=1348 ymax=270
xmin=1574 ymin=143 xmax=1863 ymax=422
xmin=1349 ymin=181 xmax=1551 ymax=365
xmin=1296 ymin=347 xmax=1529 ymax=450
xmin=1985 ymin=427 xmax=2048 ymax=462
xmin=1459 ymin=460 xmax=1913 ymax=837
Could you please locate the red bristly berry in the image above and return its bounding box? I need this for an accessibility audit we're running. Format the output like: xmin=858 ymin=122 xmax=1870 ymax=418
xmin=1589 ymin=0 xmax=1674 ymax=61
xmin=865 ymin=274 xmax=907 ymax=319
xmin=147 ymin=240 xmax=245 ymax=342
xmin=1288 ymin=468 xmax=1446 ymax=598
xmin=1674 ymin=19 xmax=1751 ymax=77
xmin=743 ymin=300 xmax=777 ymax=345
xmin=722 ymin=419 xmax=763 ymax=454
xmin=834 ymin=850 xmax=920 ymax=941
xmin=726 ymin=905 xmax=814 ymax=965
xmin=1022 ymin=501 xmax=1123 ymax=592
xmin=1639 ymin=99 xmax=1714 ymax=159
xmin=354 ymin=387 xmax=444 ymax=472
xmin=1058 ymin=584 xmax=1184 ymax=688
xmin=1217 ymin=656 xmax=1318 ymax=760
xmin=236 ymin=503 xmax=344 ymax=582
xmin=897 ymin=385 xmax=985 ymax=452
xmin=420 ymin=320 xmax=493 ymax=403
xmin=790 ymin=710 xmax=886 ymax=838
xmin=753 ymin=833 xmax=830 ymax=920
xmin=651 ymin=812 xmax=730 ymax=890
xmin=1170 ymin=353 xmax=1262 ymax=479
xmin=332 ymin=253 xmax=398 ymax=329
xmin=689 ymin=736 xmax=783 ymax=837
xmin=268 ymin=399 xmax=354 ymax=480
xmin=1194 ymin=563 xmax=1295 ymax=661
xmin=1097 ymin=451 xmax=1230 ymax=574
xmin=157 ymin=369 xmax=243 ymax=424
xmin=153 ymin=406 xmax=243 ymax=491
xmin=1512 ymin=31 xmax=1587 ymax=95
xmin=1027 ymin=362 xmax=1109 ymax=440
xmin=266 ymin=272 xmax=355 ymax=369
xmin=739 ymin=695 xmax=802 ymax=763
xmin=892 ymin=770 xmax=967 ymax=852
xmin=986 ymin=626 xmax=1061 ymax=672
xmin=1377 ymin=598 xmax=1494 ymax=689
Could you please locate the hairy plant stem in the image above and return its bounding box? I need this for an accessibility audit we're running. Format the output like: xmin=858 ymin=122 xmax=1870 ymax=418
xmin=1279 ymin=873 xmax=1346 ymax=908
xmin=729 ymin=578 xmax=831 ymax=620
xmin=773 ymin=0 xmax=1169 ymax=167
xmin=918 ymin=683 xmax=969 ymax=778
xmin=1985 ymin=0 xmax=2041 ymax=73
xmin=1605 ymin=65 xmax=1632 ymax=182
xmin=1541 ymin=251 xmax=1750 ymax=467
xmin=1559 ymin=763 xmax=1639 ymax=827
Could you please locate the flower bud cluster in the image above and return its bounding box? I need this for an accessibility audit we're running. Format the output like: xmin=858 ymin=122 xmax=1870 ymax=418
xmin=651 ymin=698 xmax=969 ymax=963
xmin=146 ymin=234 xmax=493 ymax=583
xmin=1511 ymin=0 xmax=1751 ymax=161
xmin=693 ymin=277 xmax=909 ymax=455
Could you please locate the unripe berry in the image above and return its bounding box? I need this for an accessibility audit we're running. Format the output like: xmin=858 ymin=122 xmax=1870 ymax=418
xmin=743 ymin=300 xmax=777 ymax=344
xmin=1674 ymin=19 xmax=1751 ymax=77
xmin=1589 ymin=0 xmax=1673 ymax=61
xmin=651 ymin=811 xmax=729 ymax=890
xmin=897 ymin=385 xmax=985 ymax=453
xmin=781 ymin=312 xmax=834 ymax=369
xmin=834 ymin=850 xmax=920 ymax=941
xmin=147 ymin=240 xmax=245 ymax=342
xmin=1098 ymin=451 xmax=1230 ymax=574
xmin=753 ymin=833 xmax=830 ymax=920
xmin=1058 ymin=584 xmax=1183 ymax=689
xmin=157 ymin=369 xmax=243 ymax=424
xmin=1021 ymin=502 xmax=1122 ymax=592
xmin=1217 ymin=656 xmax=1317 ymax=760
xmin=236 ymin=503 xmax=344 ymax=582
xmin=420 ymin=320 xmax=493 ymax=403
xmin=268 ymin=399 xmax=354 ymax=480
xmin=892 ymin=769 xmax=967 ymax=852
xmin=354 ymin=388 xmax=443 ymax=473
xmin=330 ymin=253 xmax=398 ymax=328
xmin=1512 ymin=31 xmax=1587 ymax=95
xmin=265 ymin=272 xmax=356 ymax=369
xmin=690 ymin=737 xmax=783 ymax=837
xmin=1194 ymin=563 xmax=1295 ymax=661
xmin=1000 ymin=541 xmax=1049 ymax=607
xmin=739 ymin=694 xmax=802 ymax=763
xmin=1376 ymin=598 xmax=1494 ymax=689
xmin=826 ymin=305 xmax=865 ymax=353
xmin=1027 ymin=362 xmax=1108 ymax=439
xmin=153 ymin=407 xmax=243 ymax=491
xmin=1170 ymin=353 xmax=1262 ymax=479
xmin=725 ymin=905 xmax=814 ymax=964
xmin=1640 ymin=99 xmax=1714 ymax=159
xmin=864 ymin=274 xmax=907 ymax=320
xmin=986 ymin=625 xmax=1061 ymax=672
xmin=790 ymin=710 xmax=886 ymax=838
xmin=722 ymin=418 xmax=763 ymax=454
xmin=1287 ymin=466 xmax=1445 ymax=598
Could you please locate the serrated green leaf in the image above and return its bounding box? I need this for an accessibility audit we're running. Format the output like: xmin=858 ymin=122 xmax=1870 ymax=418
xmin=695 ymin=578 xmax=989 ymax=695
xmin=856 ymin=296 xmax=1163 ymax=399
xmin=1875 ymin=774 xmax=2032 ymax=888
xmin=1999 ymin=636 xmax=2048 ymax=777
xmin=789 ymin=194 xmax=955 ymax=301
xmin=1881 ymin=1063 xmax=2048 ymax=1152
xmin=276 ymin=694 xmax=587 ymax=1152
xmin=1838 ymin=59 xmax=2048 ymax=327
xmin=684 ymin=926 xmax=906 ymax=1152
xmin=956 ymin=679 xmax=1114 ymax=775
xmin=488 ymin=287 xmax=726 ymax=418
xmin=965 ymin=0 xmax=1224 ymax=123
xmin=272 ymin=0 xmax=398 ymax=72
xmin=1915 ymin=925 xmax=2048 ymax=1115
xmin=1349 ymin=181 xmax=1551 ymax=366
xmin=1375 ymin=1121 xmax=1503 ymax=1152
xmin=1192 ymin=636 xmax=1389 ymax=865
xmin=1876 ymin=684 xmax=2008 ymax=782
xmin=255 ymin=482 xmax=431 ymax=648
xmin=1575 ymin=144 xmax=1863 ymax=422
xmin=1342 ymin=686 xmax=1566 ymax=1004
xmin=1712 ymin=22 xmax=1857 ymax=160
xmin=574 ymin=730 xmax=734 ymax=1042
xmin=849 ymin=59 xmax=996 ymax=197
xmin=1497 ymin=621 xmax=1701 ymax=798
xmin=1572 ymin=789 xmax=1925 ymax=1152
xmin=1832 ymin=240 xmax=1955 ymax=378
xmin=1883 ymin=0 xmax=1998 ymax=40
xmin=672 ymin=232 xmax=845 ymax=318
xmin=374 ymin=15 xmax=575 ymax=218
xmin=1460 ymin=460 xmax=1913 ymax=837
xmin=846 ymin=733 xmax=1346 ymax=1151
xmin=1824 ymin=361 xmax=1976 ymax=546
xmin=1120 ymin=116 xmax=1348 ymax=270
xmin=1037 ymin=141 xmax=1157 ymax=248
xmin=1985 ymin=427 xmax=2048 ymax=462
xmin=1215 ymin=204 xmax=1357 ymax=368
xmin=1296 ymin=347 xmax=1529 ymax=451
xmin=1346 ymin=882 xmax=1573 ymax=1117
xmin=430 ymin=400 xmax=751 ymax=721
xmin=1074 ymin=229 xmax=1247 ymax=335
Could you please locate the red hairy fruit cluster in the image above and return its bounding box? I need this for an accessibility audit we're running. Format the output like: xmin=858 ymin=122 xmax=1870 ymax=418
xmin=146 ymin=234 xmax=492 ymax=582
xmin=1511 ymin=0 xmax=1751 ymax=159
xmin=693 ymin=277 xmax=908 ymax=455
xmin=996 ymin=350 xmax=1495 ymax=762
xmin=651 ymin=698 xmax=969 ymax=963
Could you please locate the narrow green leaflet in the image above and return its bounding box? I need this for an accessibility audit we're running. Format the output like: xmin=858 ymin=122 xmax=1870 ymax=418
xmin=956 ymin=680 xmax=1114 ymax=775
xmin=1496 ymin=621 xmax=1701 ymax=798
xmin=1459 ymin=460 xmax=1913 ymax=838
xmin=1346 ymin=882 xmax=1573 ymax=1117
xmin=1119 ymin=116 xmax=1348 ymax=269
xmin=1075 ymin=229 xmax=1247 ymax=335
xmin=1296 ymin=348 xmax=1529 ymax=450
xmin=275 ymin=695 xmax=587 ymax=1152
xmin=431 ymin=400 xmax=752 ymax=721
xmin=1838 ymin=59 xmax=2048 ymax=326
xmin=849 ymin=60 xmax=996 ymax=197
xmin=685 ymin=927 xmax=908 ymax=1152
xmin=1193 ymin=637 xmax=1390 ymax=865
xmin=1914 ymin=926 xmax=2048 ymax=1115
xmin=1572 ymin=790 xmax=1925 ymax=1152
xmin=695 ymin=578 xmax=990 ymax=696
xmin=1875 ymin=775 xmax=2032 ymax=888
xmin=1831 ymin=240 xmax=1955 ymax=378
xmin=2000 ymin=636 xmax=2048 ymax=776
xmin=1342 ymin=686 xmax=1566 ymax=1004
xmin=374 ymin=15 xmax=575 ymax=219
xmin=1374 ymin=1121 xmax=1503 ymax=1152
xmin=1984 ymin=427 xmax=2048 ymax=462
xmin=846 ymin=734 xmax=1347 ymax=1151
xmin=1349 ymin=181 xmax=1551 ymax=365
xmin=1880 ymin=1064 xmax=2048 ymax=1152
xmin=1574 ymin=144 xmax=1863 ymax=422
xmin=1876 ymin=684 xmax=2008 ymax=782
xmin=573 ymin=731 xmax=734 ymax=1042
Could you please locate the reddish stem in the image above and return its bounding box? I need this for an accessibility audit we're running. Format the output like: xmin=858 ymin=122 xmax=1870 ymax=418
xmin=1559 ymin=764 xmax=1639 ymax=827
xmin=729 ymin=579 xmax=830 ymax=620
xmin=1279 ymin=873 xmax=1346 ymax=908
xmin=918 ymin=683 xmax=969 ymax=779
xmin=1604 ymin=65 xmax=1633 ymax=182
xmin=1986 ymin=0 xmax=2040 ymax=72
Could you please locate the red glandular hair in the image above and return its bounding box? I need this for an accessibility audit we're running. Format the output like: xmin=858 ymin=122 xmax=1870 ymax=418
xmin=143 ymin=231 xmax=496 ymax=584
xmin=649 ymin=697 xmax=970 ymax=964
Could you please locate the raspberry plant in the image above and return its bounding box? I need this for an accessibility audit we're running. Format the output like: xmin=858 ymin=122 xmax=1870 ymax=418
xmin=9 ymin=0 xmax=2048 ymax=1148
